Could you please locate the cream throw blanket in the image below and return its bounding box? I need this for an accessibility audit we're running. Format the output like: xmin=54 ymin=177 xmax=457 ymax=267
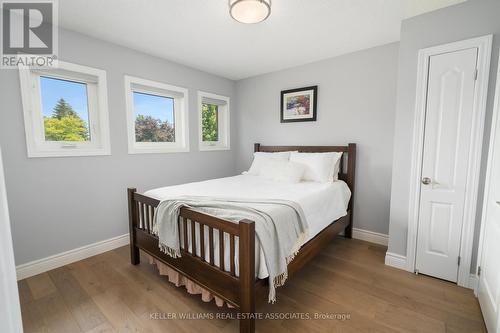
xmin=152 ymin=196 xmax=309 ymax=303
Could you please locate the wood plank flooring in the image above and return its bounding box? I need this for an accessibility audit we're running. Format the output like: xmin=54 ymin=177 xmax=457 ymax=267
xmin=18 ymin=238 xmax=486 ymax=332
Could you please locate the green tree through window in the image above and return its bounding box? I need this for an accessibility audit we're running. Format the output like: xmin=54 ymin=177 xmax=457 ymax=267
xmin=51 ymin=98 xmax=80 ymax=119
xmin=202 ymin=103 xmax=218 ymax=142
xmin=135 ymin=115 xmax=175 ymax=142
xmin=43 ymin=98 xmax=90 ymax=141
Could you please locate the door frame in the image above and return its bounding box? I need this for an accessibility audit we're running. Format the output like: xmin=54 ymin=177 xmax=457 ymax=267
xmin=406 ymin=35 xmax=492 ymax=287
xmin=476 ymin=52 xmax=500 ymax=297
xmin=0 ymin=146 xmax=23 ymax=333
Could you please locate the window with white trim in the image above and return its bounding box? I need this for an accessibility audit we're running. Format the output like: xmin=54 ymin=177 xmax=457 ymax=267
xmin=125 ymin=76 xmax=189 ymax=154
xmin=198 ymin=91 xmax=230 ymax=151
xmin=18 ymin=61 xmax=111 ymax=158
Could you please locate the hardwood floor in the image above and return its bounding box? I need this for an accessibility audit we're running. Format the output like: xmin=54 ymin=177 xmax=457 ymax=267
xmin=18 ymin=238 xmax=486 ymax=332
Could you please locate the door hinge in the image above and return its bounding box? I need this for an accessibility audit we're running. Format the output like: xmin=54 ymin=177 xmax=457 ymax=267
xmin=458 ymin=256 xmax=461 ymax=266
xmin=474 ymin=69 xmax=478 ymax=81
xmin=478 ymin=266 xmax=481 ymax=276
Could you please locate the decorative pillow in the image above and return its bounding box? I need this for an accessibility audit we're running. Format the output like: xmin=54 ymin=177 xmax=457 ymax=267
xmin=245 ymin=151 xmax=296 ymax=175
xmin=259 ymin=159 xmax=306 ymax=183
xmin=289 ymin=152 xmax=343 ymax=183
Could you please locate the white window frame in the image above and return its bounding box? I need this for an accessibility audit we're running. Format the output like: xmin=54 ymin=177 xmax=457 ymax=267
xmin=18 ymin=61 xmax=111 ymax=158
xmin=124 ymin=76 xmax=189 ymax=154
xmin=198 ymin=91 xmax=230 ymax=151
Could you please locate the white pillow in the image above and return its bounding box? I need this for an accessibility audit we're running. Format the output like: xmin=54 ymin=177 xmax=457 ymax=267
xmin=332 ymin=155 xmax=343 ymax=181
xmin=245 ymin=151 xmax=296 ymax=175
xmin=289 ymin=152 xmax=343 ymax=183
xmin=259 ymin=159 xmax=306 ymax=183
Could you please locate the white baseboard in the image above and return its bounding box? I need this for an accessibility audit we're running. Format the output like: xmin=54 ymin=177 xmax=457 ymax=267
xmin=469 ymin=273 xmax=479 ymax=294
xmin=384 ymin=254 xmax=478 ymax=291
xmin=352 ymin=228 xmax=388 ymax=246
xmin=14 ymin=227 xmax=388 ymax=280
xmin=16 ymin=234 xmax=129 ymax=280
xmin=385 ymin=252 xmax=408 ymax=270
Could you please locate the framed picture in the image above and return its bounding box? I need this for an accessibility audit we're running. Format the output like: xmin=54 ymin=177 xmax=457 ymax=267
xmin=280 ymin=85 xmax=317 ymax=123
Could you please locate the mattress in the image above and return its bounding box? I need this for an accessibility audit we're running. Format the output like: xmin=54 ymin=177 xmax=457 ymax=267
xmin=145 ymin=174 xmax=351 ymax=278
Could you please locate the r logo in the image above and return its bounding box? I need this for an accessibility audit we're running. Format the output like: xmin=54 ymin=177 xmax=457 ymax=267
xmin=2 ymin=1 xmax=53 ymax=54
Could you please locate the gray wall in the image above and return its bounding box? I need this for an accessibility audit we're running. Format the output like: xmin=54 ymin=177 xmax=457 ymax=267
xmin=10 ymin=0 xmax=497 ymax=267
xmin=387 ymin=0 xmax=500 ymax=271
xmin=0 ymin=28 xmax=237 ymax=265
xmin=235 ymin=43 xmax=400 ymax=235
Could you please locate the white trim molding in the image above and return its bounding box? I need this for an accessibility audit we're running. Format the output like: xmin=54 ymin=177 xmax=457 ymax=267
xmin=406 ymin=35 xmax=492 ymax=287
xmin=14 ymin=227 xmax=388 ymax=281
xmin=474 ymin=53 xmax=500 ymax=302
xmin=18 ymin=60 xmax=111 ymax=158
xmin=124 ymin=75 xmax=189 ymax=154
xmin=16 ymin=234 xmax=129 ymax=280
xmin=385 ymin=252 xmax=408 ymax=270
xmin=469 ymin=273 xmax=479 ymax=294
xmin=352 ymin=228 xmax=388 ymax=246
xmin=198 ymin=91 xmax=231 ymax=151
xmin=385 ymin=252 xmax=477 ymax=292
xmin=0 ymin=147 xmax=24 ymax=333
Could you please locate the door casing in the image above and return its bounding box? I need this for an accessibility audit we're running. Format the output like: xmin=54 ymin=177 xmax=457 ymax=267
xmin=476 ymin=52 xmax=500 ymax=333
xmin=406 ymin=35 xmax=492 ymax=288
xmin=0 ymin=146 xmax=23 ymax=333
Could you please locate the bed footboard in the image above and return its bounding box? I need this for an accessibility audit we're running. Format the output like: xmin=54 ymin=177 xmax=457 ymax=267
xmin=127 ymin=188 xmax=256 ymax=333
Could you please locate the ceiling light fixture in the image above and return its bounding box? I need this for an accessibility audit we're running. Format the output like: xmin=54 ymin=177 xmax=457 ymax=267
xmin=229 ymin=0 xmax=271 ymax=24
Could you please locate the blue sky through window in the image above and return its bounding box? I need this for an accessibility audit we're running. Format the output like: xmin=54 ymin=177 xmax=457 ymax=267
xmin=133 ymin=92 xmax=174 ymax=124
xmin=40 ymin=77 xmax=90 ymax=124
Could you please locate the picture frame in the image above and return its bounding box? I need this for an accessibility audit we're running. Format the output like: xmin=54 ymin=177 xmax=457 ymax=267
xmin=280 ymin=85 xmax=318 ymax=123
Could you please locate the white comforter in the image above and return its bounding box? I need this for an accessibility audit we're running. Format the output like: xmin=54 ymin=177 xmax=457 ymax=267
xmin=145 ymin=175 xmax=351 ymax=278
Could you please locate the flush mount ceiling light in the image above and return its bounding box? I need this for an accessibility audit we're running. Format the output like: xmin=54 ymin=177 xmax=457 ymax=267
xmin=229 ymin=0 xmax=271 ymax=24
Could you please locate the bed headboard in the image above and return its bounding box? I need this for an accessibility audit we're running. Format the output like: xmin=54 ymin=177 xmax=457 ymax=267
xmin=254 ymin=143 xmax=356 ymax=211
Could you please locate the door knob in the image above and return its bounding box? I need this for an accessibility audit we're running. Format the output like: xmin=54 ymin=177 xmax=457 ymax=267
xmin=421 ymin=177 xmax=432 ymax=185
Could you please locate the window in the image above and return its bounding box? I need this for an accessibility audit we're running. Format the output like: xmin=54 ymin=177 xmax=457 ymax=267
xmin=133 ymin=92 xmax=175 ymax=143
xmin=198 ymin=91 xmax=230 ymax=151
xmin=18 ymin=61 xmax=111 ymax=157
xmin=202 ymin=103 xmax=219 ymax=142
xmin=125 ymin=76 xmax=189 ymax=154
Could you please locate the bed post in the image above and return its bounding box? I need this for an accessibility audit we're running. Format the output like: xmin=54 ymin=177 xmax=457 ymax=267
xmin=239 ymin=219 xmax=255 ymax=333
xmin=254 ymin=143 xmax=261 ymax=153
xmin=345 ymin=143 xmax=356 ymax=238
xmin=127 ymin=187 xmax=140 ymax=265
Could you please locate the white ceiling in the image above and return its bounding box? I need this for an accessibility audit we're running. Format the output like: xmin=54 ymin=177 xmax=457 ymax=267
xmin=58 ymin=0 xmax=465 ymax=80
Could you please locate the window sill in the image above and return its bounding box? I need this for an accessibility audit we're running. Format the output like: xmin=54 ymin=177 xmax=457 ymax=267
xmin=128 ymin=146 xmax=190 ymax=154
xmin=199 ymin=144 xmax=230 ymax=152
xmin=27 ymin=148 xmax=111 ymax=158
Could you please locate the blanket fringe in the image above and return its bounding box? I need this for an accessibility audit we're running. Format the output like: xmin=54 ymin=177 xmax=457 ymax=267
xmin=158 ymin=243 xmax=181 ymax=258
xmin=152 ymin=222 xmax=182 ymax=258
xmin=268 ymin=230 xmax=309 ymax=304
xmin=286 ymin=231 xmax=309 ymax=265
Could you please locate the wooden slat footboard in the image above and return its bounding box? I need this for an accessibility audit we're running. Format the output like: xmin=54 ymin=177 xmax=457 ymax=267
xmin=127 ymin=188 xmax=256 ymax=332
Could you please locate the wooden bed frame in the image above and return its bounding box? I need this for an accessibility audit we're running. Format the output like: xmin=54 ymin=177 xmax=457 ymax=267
xmin=127 ymin=143 xmax=356 ymax=333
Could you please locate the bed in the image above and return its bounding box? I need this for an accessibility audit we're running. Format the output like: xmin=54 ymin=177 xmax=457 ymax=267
xmin=127 ymin=143 xmax=356 ymax=333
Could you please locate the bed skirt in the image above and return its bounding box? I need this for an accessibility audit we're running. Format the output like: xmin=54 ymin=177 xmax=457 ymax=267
xmin=144 ymin=253 xmax=234 ymax=308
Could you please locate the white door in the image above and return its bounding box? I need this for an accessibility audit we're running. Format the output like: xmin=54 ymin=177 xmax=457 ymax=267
xmin=478 ymin=57 xmax=500 ymax=333
xmin=415 ymin=47 xmax=478 ymax=282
